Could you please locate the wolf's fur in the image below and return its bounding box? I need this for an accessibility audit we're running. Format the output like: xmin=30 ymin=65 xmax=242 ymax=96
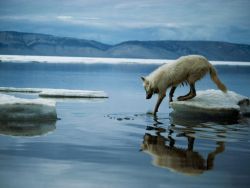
xmin=141 ymin=55 xmax=227 ymax=115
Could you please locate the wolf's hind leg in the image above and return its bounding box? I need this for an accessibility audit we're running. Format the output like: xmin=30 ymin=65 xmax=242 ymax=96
xmin=177 ymin=82 xmax=192 ymax=100
xmin=177 ymin=83 xmax=196 ymax=101
xmin=177 ymin=88 xmax=191 ymax=100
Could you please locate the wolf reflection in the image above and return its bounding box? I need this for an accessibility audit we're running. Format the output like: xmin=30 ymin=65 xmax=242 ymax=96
xmin=141 ymin=122 xmax=225 ymax=176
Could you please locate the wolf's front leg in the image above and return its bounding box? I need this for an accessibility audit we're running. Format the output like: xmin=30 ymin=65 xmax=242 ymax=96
xmin=169 ymin=86 xmax=176 ymax=102
xmin=153 ymin=93 xmax=166 ymax=115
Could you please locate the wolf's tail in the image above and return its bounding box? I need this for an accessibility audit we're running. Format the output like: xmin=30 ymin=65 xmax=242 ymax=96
xmin=209 ymin=65 xmax=227 ymax=93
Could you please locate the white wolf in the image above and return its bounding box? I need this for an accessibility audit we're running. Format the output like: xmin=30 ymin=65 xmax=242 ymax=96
xmin=141 ymin=55 xmax=227 ymax=115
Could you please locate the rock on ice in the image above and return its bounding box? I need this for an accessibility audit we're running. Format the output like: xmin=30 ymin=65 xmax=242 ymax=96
xmin=0 ymin=94 xmax=57 ymax=121
xmin=170 ymin=89 xmax=250 ymax=119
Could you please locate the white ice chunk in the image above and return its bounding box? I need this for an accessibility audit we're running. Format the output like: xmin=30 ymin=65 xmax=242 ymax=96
xmin=170 ymin=89 xmax=250 ymax=118
xmin=0 ymin=55 xmax=167 ymax=65
xmin=39 ymin=89 xmax=108 ymax=98
xmin=0 ymin=87 xmax=42 ymax=93
xmin=0 ymin=87 xmax=108 ymax=98
xmin=0 ymin=94 xmax=57 ymax=121
xmin=1 ymin=55 xmax=250 ymax=66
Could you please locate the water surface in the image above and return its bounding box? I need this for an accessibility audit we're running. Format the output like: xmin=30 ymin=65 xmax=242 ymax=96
xmin=0 ymin=62 xmax=250 ymax=188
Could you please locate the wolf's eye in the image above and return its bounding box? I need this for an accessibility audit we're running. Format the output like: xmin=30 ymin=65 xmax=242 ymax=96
xmin=145 ymin=85 xmax=150 ymax=91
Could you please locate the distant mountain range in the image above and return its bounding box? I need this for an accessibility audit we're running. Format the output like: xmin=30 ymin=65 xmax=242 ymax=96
xmin=1 ymin=31 xmax=250 ymax=61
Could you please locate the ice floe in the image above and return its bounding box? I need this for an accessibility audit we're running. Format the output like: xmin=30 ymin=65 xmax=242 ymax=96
xmin=1 ymin=55 xmax=250 ymax=66
xmin=0 ymin=55 xmax=166 ymax=64
xmin=39 ymin=89 xmax=108 ymax=98
xmin=0 ymin=87 xmax=108 ymax=98
xmin=0 ymin=87 xmax=41 ymax=93
xmin=0 ymin=94 xmax=57 ymax=121
xmin=170 ymin=89 xmax=250 ymax=119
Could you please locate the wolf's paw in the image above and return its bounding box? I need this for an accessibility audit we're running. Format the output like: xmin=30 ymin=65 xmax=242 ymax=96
xmin=177 ymin=96 xmax=185 ymax=101
xmin=146 ymin=111 xmax=154 ymax=115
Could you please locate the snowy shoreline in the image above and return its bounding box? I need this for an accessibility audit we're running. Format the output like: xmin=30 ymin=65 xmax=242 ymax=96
xmin=1 ymin=55 xmax=250 ymax=66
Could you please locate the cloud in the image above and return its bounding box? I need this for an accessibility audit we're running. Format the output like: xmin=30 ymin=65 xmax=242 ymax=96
xmin=56 ymin=16 xmax=73 ymax=21
xmin=0 ymin=15 xmax=53 ymax=23
xmin=54 ymin=14 xmax=186 ymax=30
xmin=0 ymin=0 xmax=249 ymax=44
xmin=56 ymin=16 xmax=100 ymax=22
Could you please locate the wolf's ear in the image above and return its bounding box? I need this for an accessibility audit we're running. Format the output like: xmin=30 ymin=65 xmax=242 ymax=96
xmin=141 ymin=76 xmax=146 ymax=82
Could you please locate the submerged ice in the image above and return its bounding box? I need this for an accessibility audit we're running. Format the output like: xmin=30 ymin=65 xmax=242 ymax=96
xmin=0 ymin=121 xmax=56 ymax=137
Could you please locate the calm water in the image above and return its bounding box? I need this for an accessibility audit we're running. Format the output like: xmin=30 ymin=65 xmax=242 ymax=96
xmin=0 ymin=62 xmax=250 ymax=188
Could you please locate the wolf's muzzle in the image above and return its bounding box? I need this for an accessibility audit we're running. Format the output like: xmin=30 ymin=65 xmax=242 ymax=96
xmin=146 ymin=93 xmax=153 ymax=99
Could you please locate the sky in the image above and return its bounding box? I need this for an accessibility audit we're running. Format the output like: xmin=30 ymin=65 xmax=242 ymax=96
xmin=0 ymin=0 xmax=249 ymax=44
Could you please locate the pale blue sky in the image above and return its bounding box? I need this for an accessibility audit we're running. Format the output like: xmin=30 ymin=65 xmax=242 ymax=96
xmin=0 ymin=0 xmax=249 ymax=44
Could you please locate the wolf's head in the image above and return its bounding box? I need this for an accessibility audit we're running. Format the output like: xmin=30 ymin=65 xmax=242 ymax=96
xmin=141 ymin=76 xmax=154 ymax=99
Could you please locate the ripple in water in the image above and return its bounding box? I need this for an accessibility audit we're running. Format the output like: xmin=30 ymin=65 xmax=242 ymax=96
xmin=107 ymin=112 xmax=250 ymax=176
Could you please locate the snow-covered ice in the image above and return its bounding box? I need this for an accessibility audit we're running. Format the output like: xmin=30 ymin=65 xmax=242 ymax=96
xmin=0 ymin=87 xmax=108 ymax=98
xmin=170 ymin=89 xmax=250 ymax=118
xmin=0 ymin=87 xmax=42 ymax=93
xmin=39 ymin=89 xmax=108 ymax=98
xmin=0 ymin=94 xmax=57 ymax=121
xmin=1 ymin=55 xmax=250 ymax=66
xmin=0 ymin=55 xmax=167 ymax=64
